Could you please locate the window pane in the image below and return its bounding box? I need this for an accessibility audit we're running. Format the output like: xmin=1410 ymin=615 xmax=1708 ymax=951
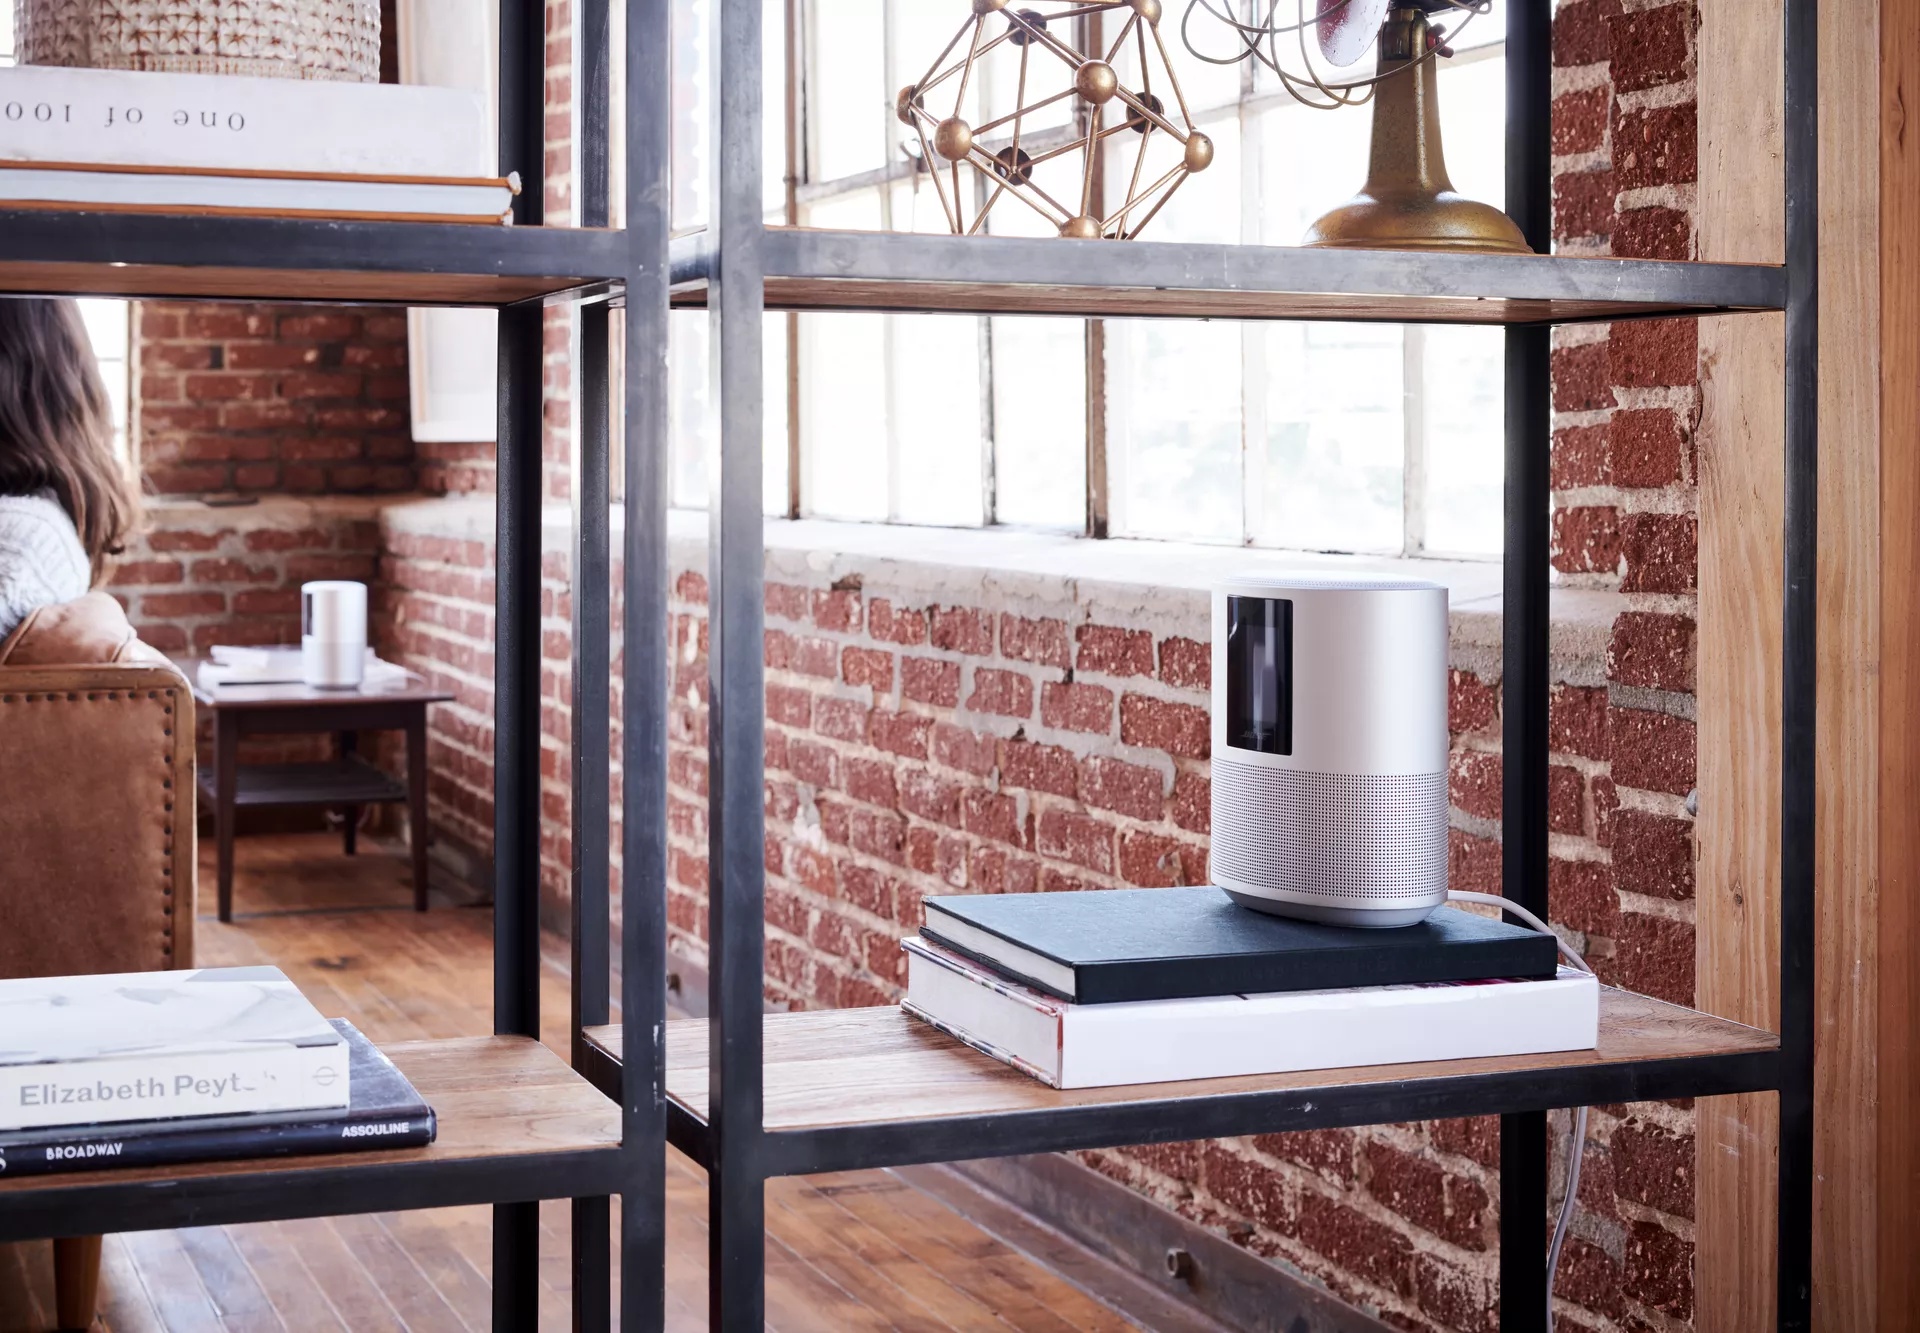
xmin=1254 ymin=322 xmax=1404 ymax=553
xmin=1437 ymin=55 xmax=1506 ymax=212
xmin=671 ymin=0 xmax=712 ymax=230
xmin=1421 ymin=325 xmax=1503 ymax=555
xmin=810 ymin=0 xmax=888 ymax=181
xmin=1108 ymin=318 xmax=1242 ymax=543
xmin=1103 ymin=108 xmax=1239 ymax=245
xmin=1104 ymin=109 xmax=1240 ymax=542
xmin=803 ymin=187 xmax=884 ymax=231
xmin=1256 ymin=98 xmax=1372 ymax=247
xmin=664 ymin=0 xmax=785 ymax=228
xmin=1420 ymin=55 xmax=1504 ymax=555
xmin=801 ymin=313 xmax=890 ymax=520
xmin=890 ymin=172 xmax=962 ymax=235
xmin=77 ymin=299 xmax=128 ymax=457
xmin=892 ymin=315 xmax=985 ymax=527
xmin=991 ymin=316 xmax=1084 ymax=528
xmin=670 ymin=310 xmax=791 ymax=517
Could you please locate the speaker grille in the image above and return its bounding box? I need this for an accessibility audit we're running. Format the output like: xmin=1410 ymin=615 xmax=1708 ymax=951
xmin=1211 ymin=760 xmax=1448 ymax=904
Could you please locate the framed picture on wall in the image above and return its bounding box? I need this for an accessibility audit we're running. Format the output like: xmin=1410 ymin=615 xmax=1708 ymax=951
xmin=398 ymin=0 xmax=499 ymax=445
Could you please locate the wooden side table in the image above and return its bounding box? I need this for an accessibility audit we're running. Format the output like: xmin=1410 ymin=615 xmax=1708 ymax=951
xmin=180 ymin=659 xmax=455 ymax=922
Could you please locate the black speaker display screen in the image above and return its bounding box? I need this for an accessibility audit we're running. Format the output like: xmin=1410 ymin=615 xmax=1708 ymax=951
xmin=1226 ymin=595 xmax=1292 ymax=755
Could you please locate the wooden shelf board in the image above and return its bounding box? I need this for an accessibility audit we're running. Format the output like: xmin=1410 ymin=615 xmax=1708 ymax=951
xmin=673 ymin=277 xmax=1724 ymax=326
xmin=198 ymin=757 xmax=407 ymax=808
xmin=662 ymin=227 xmax=1789 ymax=326
xmin=0 ymin=212 xmax=628 ymax=307
xmin=587 ymin=988 xmax=1778 ymax=1172
xmin=0 ymin=1035 xmax=617 ymax=1202
xmin=0 ymin=260 xmax=592 ymax=306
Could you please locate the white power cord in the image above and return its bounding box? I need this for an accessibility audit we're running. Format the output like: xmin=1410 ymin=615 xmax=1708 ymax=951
xmin=1447 ymin=890 xmax=1592 ymax=1333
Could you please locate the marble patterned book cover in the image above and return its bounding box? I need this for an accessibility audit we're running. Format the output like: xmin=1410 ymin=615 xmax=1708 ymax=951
xmin=0 ymin=966 xmax=340 ymax=1065
xmin=0 ymin=966 xmax=350 ymax=1129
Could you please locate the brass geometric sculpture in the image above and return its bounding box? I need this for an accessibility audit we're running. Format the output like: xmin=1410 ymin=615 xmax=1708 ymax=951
xmin=1184 ymin=0 xmax=1529 ymax=254
xmin=899 ymin=0 xmax=1210 ymax=240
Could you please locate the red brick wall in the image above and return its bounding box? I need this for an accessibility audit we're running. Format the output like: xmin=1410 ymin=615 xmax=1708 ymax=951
xmin=136 ymin=304 xmax=417 ymax=497
xmin=112 ymin=499 xmax=383 ymax=656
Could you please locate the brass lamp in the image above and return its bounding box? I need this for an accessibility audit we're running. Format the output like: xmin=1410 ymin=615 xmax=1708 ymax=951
xmin=1303 ymin=4 xmax=1527 ymax=252
xmin=1183 ymin=0 xmax=1530 ymax=255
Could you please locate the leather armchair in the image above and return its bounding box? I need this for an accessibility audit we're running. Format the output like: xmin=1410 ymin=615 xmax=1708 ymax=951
xmin=0 ymin=594 xmax=195 ymax=1331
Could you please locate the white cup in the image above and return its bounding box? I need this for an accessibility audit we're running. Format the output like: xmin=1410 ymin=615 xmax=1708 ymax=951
xmin=301 ymin=581 xmax=367 ymax=689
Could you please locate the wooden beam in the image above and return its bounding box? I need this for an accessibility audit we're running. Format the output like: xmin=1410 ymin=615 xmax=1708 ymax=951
xmin=1698 ymin=0 xmax=1894 ymax=1324
xmin=1695 ymin=0 xmax=1786 ymax=1322
xmin=1877 ymin=1 xmax=1920 ymax=1324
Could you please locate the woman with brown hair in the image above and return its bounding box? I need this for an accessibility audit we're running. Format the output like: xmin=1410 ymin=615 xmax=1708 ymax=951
xmin=0 ymin=297 xmax=140 ymax=641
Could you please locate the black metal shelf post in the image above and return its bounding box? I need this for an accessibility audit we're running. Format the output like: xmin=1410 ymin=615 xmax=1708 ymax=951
xmin=1499 ymin=1 xmax=1553 ymax=1327
xmin=618 ymin=0 xmax=673 ymax=1328
xmin=492 ymin=0 xmax=547 ymax=1323
xmin=1777 ymin=0 xmax=1818 ymax=1322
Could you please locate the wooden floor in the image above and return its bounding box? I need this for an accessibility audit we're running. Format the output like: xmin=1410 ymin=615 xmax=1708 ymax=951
xmin=0 ymin=834 xmax=1146 ymax=1333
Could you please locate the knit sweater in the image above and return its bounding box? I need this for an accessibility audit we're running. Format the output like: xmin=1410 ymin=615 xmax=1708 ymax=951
xmin=0 ymin=494 xmax=91 ymax=645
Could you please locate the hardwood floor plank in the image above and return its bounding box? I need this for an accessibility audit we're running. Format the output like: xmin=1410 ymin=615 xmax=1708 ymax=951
xmin=221 ymin=1223 xmax=346 ymax=1333
xmin=327 ymin=1213 xmax=468 ymax=1333
xmin=371 ymin=1211 xmax=491 ymax=1331
xmin=281 ymin=1217 xmax=408 ymax=1332
xmin=115 ymin=1230 xmax=223 ymax=1333
xmin=765 ymin=1181 xmax=970 ymax=1333
xmin=766 ymin=1177 xmax=1007 ymax=1333
xmin=97 ymin=1234 xmax=168 ymax=1333
xmin=0 ymin=1240 xmax=51 ymax=1333
xmin=173 ymin=1227 xmax=282 ymax=1331
xmin=814 ymin=1173 xmax=1139 ymax=1333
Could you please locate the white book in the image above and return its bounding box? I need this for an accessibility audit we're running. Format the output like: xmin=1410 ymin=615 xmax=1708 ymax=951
xmin=0 ymin=966 xmax=348 ymax=1130
xmin=902 ymin=937 xmax=1599 ymax=1090
xmin=0 ymin=162 xmax=515 ymax=224
xmin=0 ymin=64 xmax=489 ymax=177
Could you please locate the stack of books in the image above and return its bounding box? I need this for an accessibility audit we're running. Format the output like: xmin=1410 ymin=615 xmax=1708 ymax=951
xmin=0 ymin=64 xmax=511 ymax=224
xmin=0 ymin=966 xmax=433 ymax=1178
xmin=902 ymin=886 xmax=1598 ymax=1089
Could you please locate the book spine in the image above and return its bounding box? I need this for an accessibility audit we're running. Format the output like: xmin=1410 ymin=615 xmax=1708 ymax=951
xmin=0 ymin=1110 xmax=434 ymax=1179
xmin=899 ymin=1001 xmax=1062 ymax=1089
xmin=0 ymin=1043 xmax=350 ymax=1131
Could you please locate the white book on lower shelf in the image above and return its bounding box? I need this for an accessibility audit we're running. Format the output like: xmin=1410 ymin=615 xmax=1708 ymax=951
xmin=902 ymin=937 xmax=1599 ymax=1090
xmin=0 ymin=966 xmax=348 ymax=1130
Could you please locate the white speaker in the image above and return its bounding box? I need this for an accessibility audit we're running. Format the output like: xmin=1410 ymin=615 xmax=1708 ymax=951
xmin=1210 ymin=576 xmax=1450 ymax=927
xmin=301 ymin=581 xmax=367 ymax=689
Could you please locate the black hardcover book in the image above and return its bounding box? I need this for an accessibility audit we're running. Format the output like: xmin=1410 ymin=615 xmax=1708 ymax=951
xmin=0 ymin=1020 xmax=433 ymax=1179
xmin=921 ymin=887 xmax=1559 ymax=1004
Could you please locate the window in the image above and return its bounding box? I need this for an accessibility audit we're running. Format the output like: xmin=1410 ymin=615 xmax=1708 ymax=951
xmin=663 ymin=2 xmax=1508 ymax=558
xmin=77 ymin=300 xmax=130 ymax=458
xmin=0 ymin=13 xmax=135 ymax=461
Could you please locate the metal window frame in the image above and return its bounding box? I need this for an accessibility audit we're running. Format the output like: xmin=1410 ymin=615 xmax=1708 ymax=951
xmin=785 ymin=2 xmax=1509 ymax=556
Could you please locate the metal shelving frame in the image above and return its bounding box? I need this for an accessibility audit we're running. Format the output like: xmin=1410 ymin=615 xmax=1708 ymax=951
xmin=0 ymin=0 xmax=1814 ymax=1328
xmin=618 ymin=0 xmax=1818 ymax=1330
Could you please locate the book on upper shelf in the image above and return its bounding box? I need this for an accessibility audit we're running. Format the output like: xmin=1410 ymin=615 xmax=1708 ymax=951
xmin=921 ymin=886 xmax=1560 ymax=1005
xmin=0 ymin=160 xmax=518 ymax=225
xmin=902 ymin=937 xmax=1600 ymax=1090
xmin=0 ymin=64 xmax=509 ymax=224
xmin=0 ymin=1020 xmax=432 ymax=1179
xmin=0 ymin=965 xmax=348 ymax=1130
